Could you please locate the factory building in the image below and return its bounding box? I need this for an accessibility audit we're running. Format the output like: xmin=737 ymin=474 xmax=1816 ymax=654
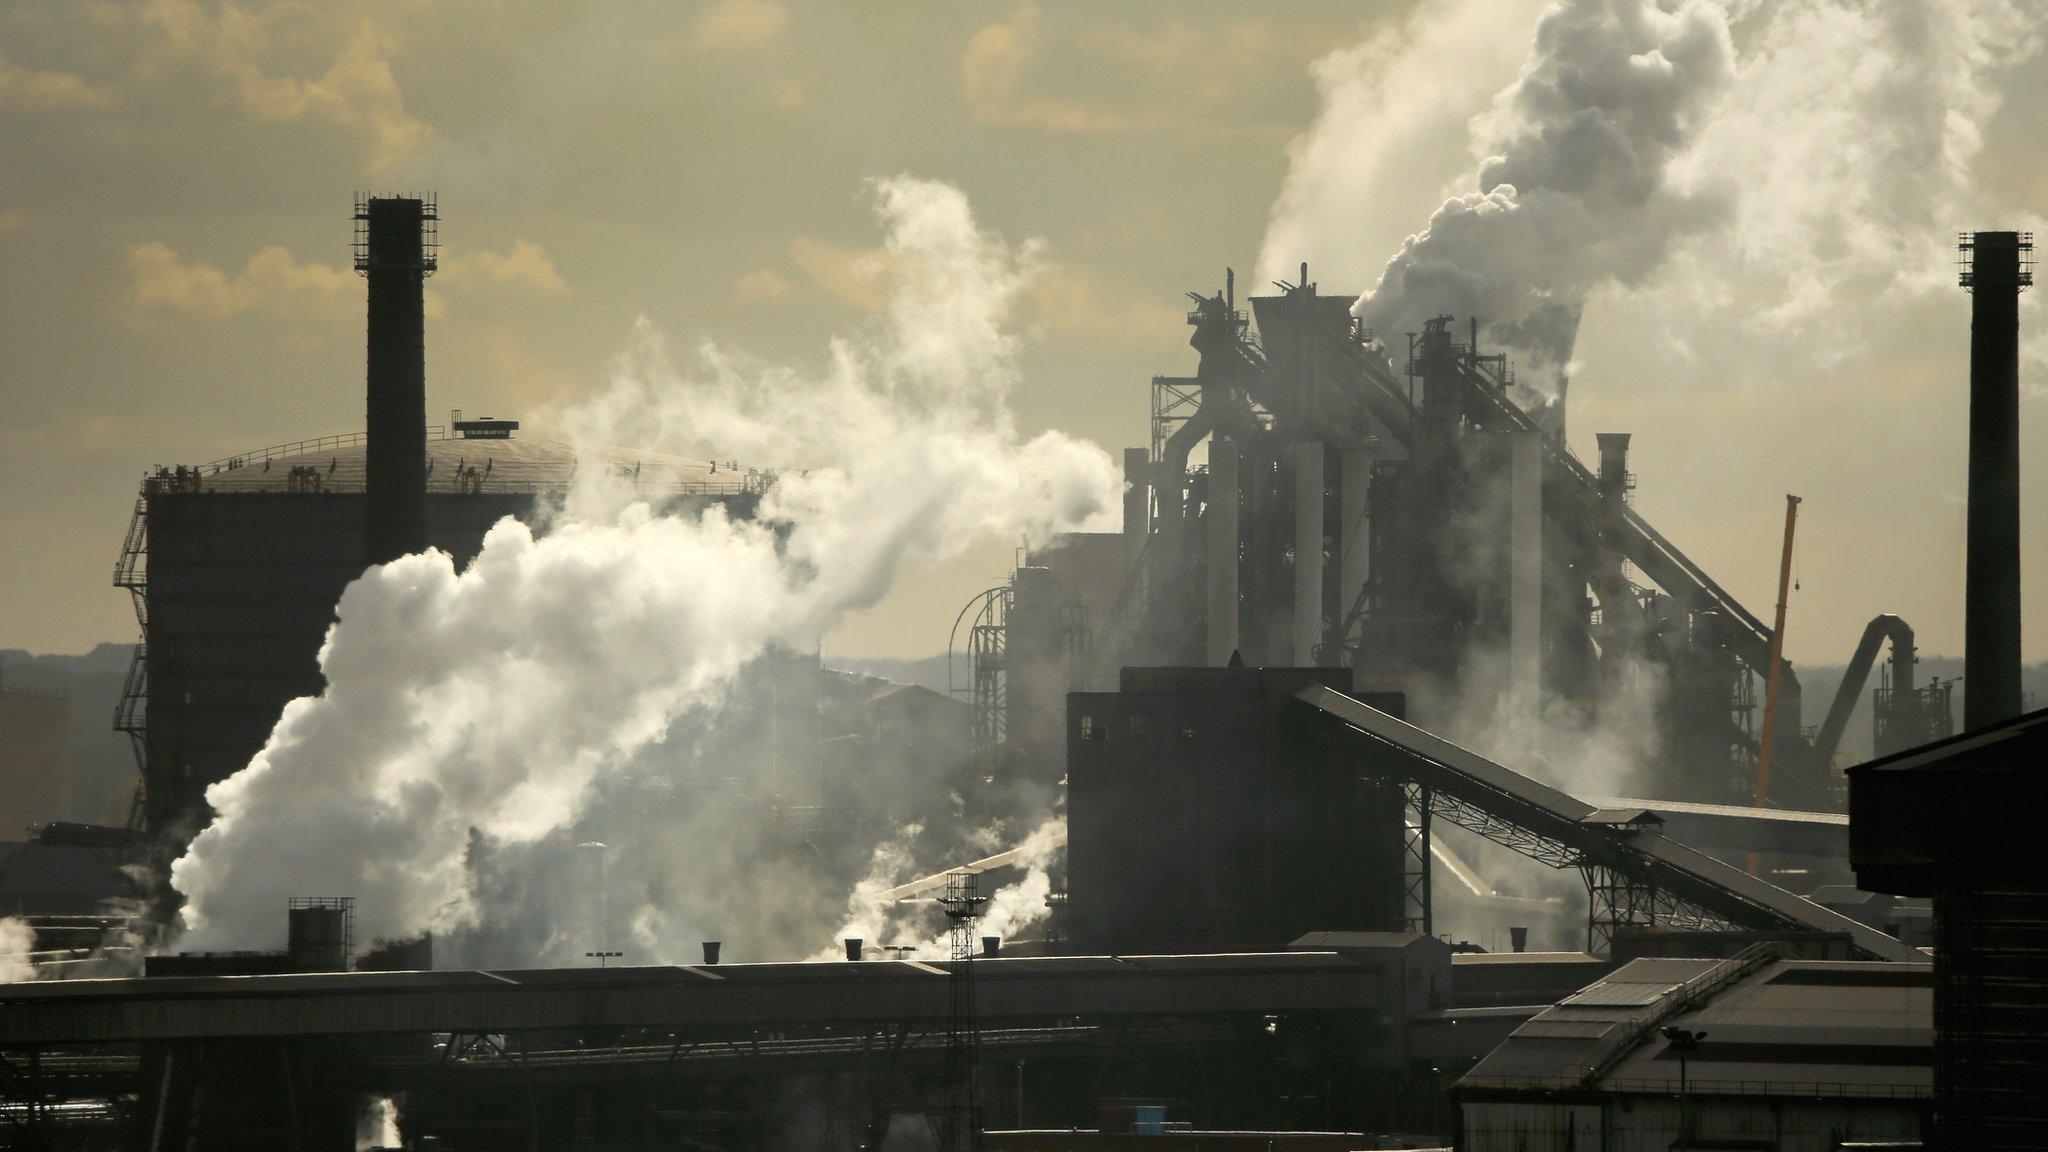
xmin=1457 ymin=951 xmax=1932 ymax=1151
xmin=1065 ymin=667 xmax=1406 ymax=953
xmin=12 ymin=201 xmax=2020 ymax=1150
xmin=1851 ymin=707 xmax=2048 ymax=1150
xmin=110 ymin=197 xmax=772 ymax=892
xmin=991 ymin=269 xmax=1950 ymax=822
xmin=122 ymin=429 xmax=759 ymax=851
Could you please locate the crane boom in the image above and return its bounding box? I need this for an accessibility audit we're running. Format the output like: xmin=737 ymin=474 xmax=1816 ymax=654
xmin=1751 ymin=494 xmax=1802 ymax=855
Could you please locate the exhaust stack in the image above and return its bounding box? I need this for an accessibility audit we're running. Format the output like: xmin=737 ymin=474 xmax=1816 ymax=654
xmin=356 ymin=195 xmax=438 ymax=566
xmin=1958 ymin=231 xmax=2031 ymax=730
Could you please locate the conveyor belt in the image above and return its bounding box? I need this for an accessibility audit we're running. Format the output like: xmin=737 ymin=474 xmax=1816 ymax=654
xmin=1294 ymin=685 xmax=1921 ymax=962
xmin=1584 ymin=797 xmax=1846 ymax=858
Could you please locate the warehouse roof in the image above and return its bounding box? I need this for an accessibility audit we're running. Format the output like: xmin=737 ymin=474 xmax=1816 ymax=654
xmin=1460 ymin=955 xmax=1931 ymax=1099
xmin=0 ymin=949 xmax=1399 ymax=1045
xmin=146 ymin=426 xmax=764 ymax=498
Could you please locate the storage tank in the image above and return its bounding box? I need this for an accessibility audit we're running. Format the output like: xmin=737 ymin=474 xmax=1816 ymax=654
xmin=287 ymin=902 xmax=351 ymax=972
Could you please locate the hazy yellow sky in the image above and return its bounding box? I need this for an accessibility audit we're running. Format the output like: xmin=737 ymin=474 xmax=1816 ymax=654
xmin=4 ymin=0 xmax=2046 ymax=669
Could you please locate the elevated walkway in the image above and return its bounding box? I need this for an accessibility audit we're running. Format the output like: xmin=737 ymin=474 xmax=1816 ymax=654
xmin=1584 ymin=796 xmax=1846 ymax=858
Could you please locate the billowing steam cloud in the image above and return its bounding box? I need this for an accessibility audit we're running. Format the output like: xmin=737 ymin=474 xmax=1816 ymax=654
xmin=1262 ymin=0 xmax=2048 ymax=391
xmin=0 ymin=916 xmax=36 ymax=983
xmin=1259 ymin=0 xmax=2047 ymax=936
xmin=170 ymin=177 xmax=1120 ymax=953
xmin=820 ymin=817 xmax=1065 ymax=962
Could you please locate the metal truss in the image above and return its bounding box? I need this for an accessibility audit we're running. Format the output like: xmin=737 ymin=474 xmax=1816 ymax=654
xmin=1415 ymin=790 xmax=1734 ymax=952
xmin=1424 ymin=790 xmax=1584 ymax=870
xmin=1150 ymin=376 xmax=1203 ymax=467
xmin=1402 ymin=784 xmax=1433 ymax=936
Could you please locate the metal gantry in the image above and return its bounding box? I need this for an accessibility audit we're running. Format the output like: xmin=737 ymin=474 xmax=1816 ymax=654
xmin=936 ymin=871 xmax=988 ymax=1152
xmin=1401 ymin=783 xmax=1433 ymax=936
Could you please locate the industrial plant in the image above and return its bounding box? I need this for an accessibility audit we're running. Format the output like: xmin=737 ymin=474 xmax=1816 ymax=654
xmin=0 ymin=176 xmax=2035 ymax=1152
xmin=0 ymin=53 xmax=2031 ymax=1131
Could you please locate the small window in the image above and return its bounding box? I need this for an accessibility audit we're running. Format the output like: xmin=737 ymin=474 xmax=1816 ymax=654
xmin=1081 ymin=715 xmax=1110 ymax=741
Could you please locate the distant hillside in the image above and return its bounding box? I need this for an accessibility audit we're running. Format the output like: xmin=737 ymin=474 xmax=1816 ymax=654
xmin=0 ymin=644 xmax=138 ymax=826
xmin=822 ymin=652 xmax=957 ymax=695
xmin=0 ymin=643 xmax=132 ymax=677
xmin=1795 ymin=656 xmax=2048 ymax=766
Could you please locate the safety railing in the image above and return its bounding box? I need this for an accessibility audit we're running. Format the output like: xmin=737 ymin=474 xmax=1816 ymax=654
xmin=193 ymin=425 xmax=451 ymax=473
xmin=1457 ymin=1072 xmax=1930 ymax=1100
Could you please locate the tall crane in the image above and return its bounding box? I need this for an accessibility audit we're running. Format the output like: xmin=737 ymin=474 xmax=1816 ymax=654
xmin=1749 ymin=494 xmax=1801 ymax=875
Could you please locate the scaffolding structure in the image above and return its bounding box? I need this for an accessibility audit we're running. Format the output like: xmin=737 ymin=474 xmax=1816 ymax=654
xmin=935 ymin=871 xmax=987 ymax=1152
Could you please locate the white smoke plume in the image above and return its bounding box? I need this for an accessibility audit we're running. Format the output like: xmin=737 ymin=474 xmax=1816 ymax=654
xmin=1258 ymin=0 xmax=2046 ymax=919
xmin=1261 ymin=0 xmax=2048 ymax=392
xmin=0 ymin=916 xmax=37 ymax=983
xmin=1363 ymin=0 xmax=1738 ymax=390
xmin=820 ymin=816 xmax=1065 ymax=961
xmin=169 ymin=176 xmax=1120 ymax=953
xmin=355 ymin=1096 xmax=400 ymax=1151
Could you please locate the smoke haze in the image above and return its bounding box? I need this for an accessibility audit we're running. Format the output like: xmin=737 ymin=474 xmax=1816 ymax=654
xmin=0 ymin=916 xmax=36 ymax=983
xmin=1261 ymin=0 xmax=2048 ymax=394
xmin=1250 ymin=0 xmax=2048 ymax=915
xmin=169 ymin=177 xmax=1119 ymax=956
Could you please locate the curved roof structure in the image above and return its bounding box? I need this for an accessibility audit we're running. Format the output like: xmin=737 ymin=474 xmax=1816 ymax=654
xmin=146 ymin=428 xmax=765 ymax=498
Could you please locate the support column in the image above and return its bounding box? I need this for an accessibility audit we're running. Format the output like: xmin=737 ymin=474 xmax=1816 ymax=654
xmin=1594 ymin=433 xmax=1633 ymax=673
xmin=1510 ymin=432 xmax=1543 ymax=706
xmin=1121 ymin=447 xmax=1149 ymax=579
xmin=1339 ymin=444 xmax=1372 ymax=642
xmin=1206 ymin=439 xmax=1240 ymax=667
xmin=1292 ymin=440 xmax=1326 ymax=666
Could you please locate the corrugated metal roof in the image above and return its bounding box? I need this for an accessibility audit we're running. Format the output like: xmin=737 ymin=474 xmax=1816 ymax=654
xmin=1452 ymin=952 xmax=1603 ymax=966
xmin=1590 ymin=797 xmax=1848 ymax=827
xmin=1461 ymin=958 xmax=1932 ymax=1095
xmin=1515 ymin=1019 xmax=1623 ymax=1040
xmin=1559 ymin=982 xmax=1671 ymax=1007
xmin=1632 ymin=835 xmax=1925 ymax=962
xmin=1118 ymin=951 xmax=1366 ymax=973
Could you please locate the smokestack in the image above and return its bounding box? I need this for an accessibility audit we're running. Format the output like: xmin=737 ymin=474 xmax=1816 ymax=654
xmin=844 ymin=937 xmax=863 ymax=961
xmin=701 ymin=940 xmax=721 ymax=965
xmin=356 ymin=195 xmax=438 ymax=567
xmin=981 ymin=936 xmax=1001 ymax=957
xmin=1959 ymin=231 xmax=2030 ymax=730
xmin=1509 ymin=926 xmax=1528 ymax=953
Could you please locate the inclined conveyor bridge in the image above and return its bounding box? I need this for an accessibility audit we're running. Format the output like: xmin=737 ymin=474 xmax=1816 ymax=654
xmin=1293 ymin=685 xmax=1921 ymax=962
